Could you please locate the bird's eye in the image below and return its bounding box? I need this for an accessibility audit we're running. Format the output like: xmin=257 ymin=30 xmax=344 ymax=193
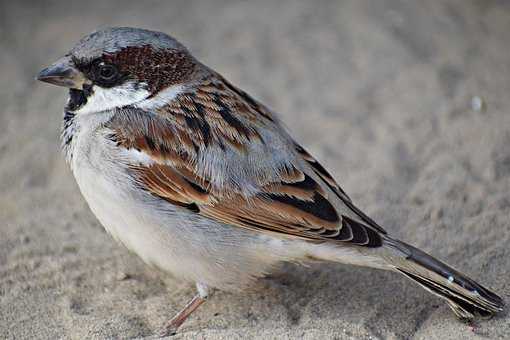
xmin=97 ymin=62 xmax=118 ymax=81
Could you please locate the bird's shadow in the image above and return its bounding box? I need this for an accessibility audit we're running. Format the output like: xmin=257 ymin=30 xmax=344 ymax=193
xmin=201 ymin=261 xmax=504 ymax=338
xmin=122 ymin=253 xmax=506 ymax=338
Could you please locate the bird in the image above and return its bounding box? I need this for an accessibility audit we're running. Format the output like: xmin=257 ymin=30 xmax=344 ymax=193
xmin=37 ymin=27 xmax=504 ymax=336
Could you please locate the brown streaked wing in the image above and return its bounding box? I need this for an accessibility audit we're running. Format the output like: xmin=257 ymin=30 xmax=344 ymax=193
xmin=106 ymin=105 xmax=383 ymax=247
xmin=128 ymin=156 xmax=383 ymax=248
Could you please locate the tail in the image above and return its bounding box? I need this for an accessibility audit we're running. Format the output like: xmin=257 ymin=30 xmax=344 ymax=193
xmin=385 ymin=237 xmax=504 ymax=320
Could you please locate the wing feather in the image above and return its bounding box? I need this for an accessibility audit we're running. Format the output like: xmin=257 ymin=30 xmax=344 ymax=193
xmin=106 ymin=78 xmax=384 ymax=248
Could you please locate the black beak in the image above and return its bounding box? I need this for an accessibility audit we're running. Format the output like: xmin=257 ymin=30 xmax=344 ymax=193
xmin=37 ymin=56 xmax=87 ymax=88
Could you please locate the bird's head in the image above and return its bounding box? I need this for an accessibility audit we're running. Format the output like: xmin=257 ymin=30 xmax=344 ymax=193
xmin=37 ymin=27 xmax=197 ymax=113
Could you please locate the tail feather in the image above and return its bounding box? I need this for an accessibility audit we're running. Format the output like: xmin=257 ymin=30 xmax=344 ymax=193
xmin=386 ymin=238 xmax=504 ymax=320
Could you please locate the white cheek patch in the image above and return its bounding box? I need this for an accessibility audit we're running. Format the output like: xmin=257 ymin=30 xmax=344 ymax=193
xmin=75 ymin=82 xmax=150 ymax=114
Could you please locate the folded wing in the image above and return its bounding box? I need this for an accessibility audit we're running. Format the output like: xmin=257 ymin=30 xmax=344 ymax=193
xmin=106 ymin=78 xmax=385 ymax=248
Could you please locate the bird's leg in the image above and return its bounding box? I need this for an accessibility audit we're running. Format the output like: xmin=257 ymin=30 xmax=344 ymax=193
xmin=160 ymin=283 xmax=210 ymax=337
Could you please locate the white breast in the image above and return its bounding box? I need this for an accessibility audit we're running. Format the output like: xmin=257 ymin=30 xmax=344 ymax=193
xmin=69 ymin=112 xmax=180 ymax=268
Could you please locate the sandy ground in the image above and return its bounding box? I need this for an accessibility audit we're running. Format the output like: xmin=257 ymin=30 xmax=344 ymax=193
xmin=1 ymin=1 xmax=509 ymax=339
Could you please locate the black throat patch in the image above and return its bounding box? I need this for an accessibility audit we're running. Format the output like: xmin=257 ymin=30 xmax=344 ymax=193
xmin=66 ymin=84 xmax=93 ymax=111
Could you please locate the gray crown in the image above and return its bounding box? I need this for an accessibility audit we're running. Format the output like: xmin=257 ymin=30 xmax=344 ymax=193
xmin=70 ymin=27 xmax=187 ymax=60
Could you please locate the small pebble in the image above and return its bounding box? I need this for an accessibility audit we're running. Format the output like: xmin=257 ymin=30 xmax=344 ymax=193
xmin=117 ymin=272 xmax=132 ymax=281
xmin=471 ymin=96 xmax=486 ymax=113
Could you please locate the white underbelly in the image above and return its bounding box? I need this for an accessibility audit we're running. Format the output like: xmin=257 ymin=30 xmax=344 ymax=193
xmin=74 ymin=165 xmax=169 ymax=264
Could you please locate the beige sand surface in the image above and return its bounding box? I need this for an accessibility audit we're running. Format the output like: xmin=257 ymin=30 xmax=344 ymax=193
xmin=1 ymin=1 xmax=509 ymax=339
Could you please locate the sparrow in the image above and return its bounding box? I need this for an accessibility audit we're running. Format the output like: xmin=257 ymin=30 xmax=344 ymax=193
xmin=37 ymin=27 xmax=504 ymax=336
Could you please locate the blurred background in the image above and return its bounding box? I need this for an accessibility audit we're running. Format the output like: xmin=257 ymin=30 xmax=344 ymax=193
xmin=1 ymin=1 xmax=509 ymax=339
